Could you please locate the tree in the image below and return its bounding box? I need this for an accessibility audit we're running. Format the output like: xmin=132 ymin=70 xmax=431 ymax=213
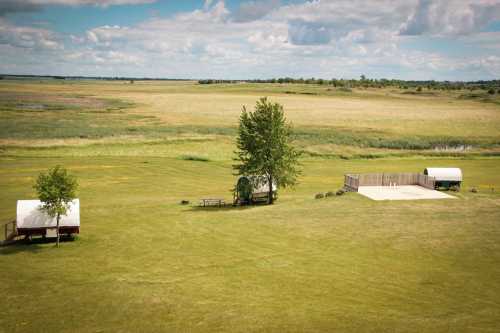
xmin=34 ymin=166 xmax=78 ymax=247
xmin=234 ymin=97 xmax=300 ymax=204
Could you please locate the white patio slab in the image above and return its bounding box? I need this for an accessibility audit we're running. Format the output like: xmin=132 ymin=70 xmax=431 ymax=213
xmin=358 ymin=185 xmax=456 ymax=201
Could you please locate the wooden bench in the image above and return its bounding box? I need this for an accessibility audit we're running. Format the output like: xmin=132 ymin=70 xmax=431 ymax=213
xmin=199 ymin=198 xmax=225 ymax=207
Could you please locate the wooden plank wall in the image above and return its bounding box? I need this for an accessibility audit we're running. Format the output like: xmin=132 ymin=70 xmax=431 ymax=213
xmin=344 ymin=173 xmax=436 ymax=191
xmin=417 ymin=174 xmax=436 ymax=189
xmin=4 ymin=220 xmax=16 ymax=242
xmin=344 ymin=174 xmax=359 ymax=191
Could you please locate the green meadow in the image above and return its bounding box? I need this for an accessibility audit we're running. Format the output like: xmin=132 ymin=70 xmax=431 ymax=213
xmin=1 ymin=80 xmax=500 ymax=332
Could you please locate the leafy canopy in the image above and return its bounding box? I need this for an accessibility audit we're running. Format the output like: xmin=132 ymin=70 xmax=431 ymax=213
xmin=234 ymin=97 xmax=300 ymax=192
xmin=34 ymin=165 xmax=78 ymax=218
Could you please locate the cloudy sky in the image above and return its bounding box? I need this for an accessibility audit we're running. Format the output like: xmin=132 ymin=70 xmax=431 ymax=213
xmin=1 ymin=0 xmax=499 ymax=80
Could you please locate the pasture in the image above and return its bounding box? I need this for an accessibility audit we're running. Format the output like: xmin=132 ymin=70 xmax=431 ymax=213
xmin=1 ymin=80 xmax=500 ymax=332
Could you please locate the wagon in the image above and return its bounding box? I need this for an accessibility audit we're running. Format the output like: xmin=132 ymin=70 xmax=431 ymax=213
xmin=234 ymin=176 xmax=277 ymax=205
xmin=15 ymin=199 xmax=80 ymax=238
xmin=423 ymin=168 xmax=462 ymax=189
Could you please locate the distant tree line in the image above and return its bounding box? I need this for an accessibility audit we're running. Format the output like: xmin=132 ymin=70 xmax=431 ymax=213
xmin=0 ymin=74 xmax=188 ymax=81
xmin=1 ymin=74 xmax=498 ymax=93
xmin=199 ymin=76 xmax=500 ymax=92
xmin=198 ymin=79 xmax=243 ymax=84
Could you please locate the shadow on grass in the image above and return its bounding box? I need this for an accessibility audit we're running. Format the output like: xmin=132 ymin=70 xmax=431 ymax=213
xmin=186 ymin=203 xmax=268 ymax=213
xmin=0 ymin=235 xmax=77 ymax=255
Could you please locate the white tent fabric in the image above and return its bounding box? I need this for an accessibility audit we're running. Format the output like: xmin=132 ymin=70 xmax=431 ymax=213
xmin=16 ymin=199 xmax=80 ymax=229
xmin=245 ymin=176 xmax=277 ymax=194
xmin=424 ymin=168 xmax=462 ymax=182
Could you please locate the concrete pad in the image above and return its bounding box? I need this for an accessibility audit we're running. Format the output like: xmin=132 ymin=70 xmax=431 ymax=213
xmin=358 ymin=185 xmax=456 ymax=201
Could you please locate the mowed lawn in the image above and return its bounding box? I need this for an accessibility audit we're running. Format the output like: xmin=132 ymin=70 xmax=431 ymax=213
xmin=1 ymin=156 xmax=500 ymax=332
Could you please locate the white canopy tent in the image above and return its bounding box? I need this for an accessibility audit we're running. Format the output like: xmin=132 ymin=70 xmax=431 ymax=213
xmin=16 ymin=199 xmax=80 ymax=230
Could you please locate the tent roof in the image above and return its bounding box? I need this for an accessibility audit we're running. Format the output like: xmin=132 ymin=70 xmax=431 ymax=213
xmin=239 ymin=175 xmax=277 ymax=193
xmin=16 ymin=199 xmax=80 ymax=229
xmin=424 ymin=168 xmax=462 ymax=181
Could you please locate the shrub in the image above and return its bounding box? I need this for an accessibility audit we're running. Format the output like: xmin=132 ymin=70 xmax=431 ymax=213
xmin=315 ymin=193 xmax=324 ymax=199
xmin=325 ymin=191 xmax=335 ymax=197
xmin=416 ymin=86 xmax=422 ymax=92
xmin=487 ymin=88 xmax=495 ymax=95
xmin=336 ymin=189 xmax=345 ymax=196
xmin=470 ymin=187 xmax=478 ymax=193
xmin=180 ymin=200 xmax=190 ymax=205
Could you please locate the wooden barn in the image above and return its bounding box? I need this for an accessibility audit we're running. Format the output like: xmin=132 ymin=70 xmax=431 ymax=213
xmin=234 ymin=176 xmax=277 ymax=204
xmin=424 ymin=168 xmax=462 ymax=189
xmin=15 ymin=199 xmax=80 ymax=238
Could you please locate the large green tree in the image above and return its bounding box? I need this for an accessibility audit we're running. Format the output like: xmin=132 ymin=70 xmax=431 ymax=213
xmin=234 ymin=97 xmax=300 ymax=204
xmin=34 ymin=166 xmax=78 ymax=247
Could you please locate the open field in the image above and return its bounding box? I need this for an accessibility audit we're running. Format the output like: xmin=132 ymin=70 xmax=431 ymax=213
xmin=1 ymin=80 xmax=500 ymax=332
xmin=1 ymin=80 xmax=499 ymax=159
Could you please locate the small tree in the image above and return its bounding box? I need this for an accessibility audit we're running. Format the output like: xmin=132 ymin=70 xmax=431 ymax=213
xmin=34 ymin=166 xmax=78 ymax=247
xmin=234 ymin=97 xmax=300 ymax=204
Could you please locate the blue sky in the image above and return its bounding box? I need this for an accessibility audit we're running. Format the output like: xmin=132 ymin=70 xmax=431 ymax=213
xmin=0 ymin=0 xmax=499 ymax=80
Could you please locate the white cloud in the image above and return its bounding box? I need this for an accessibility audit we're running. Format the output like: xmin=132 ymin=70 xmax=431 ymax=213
xmin=234 ymin=0 xmax=281 ymax=22
xmin=400 ymin=0 xmax=500 ymax=36
xmin=0 ymin=0 xmax=156 ymax=15
xmin=0 ymin=0 xmax=499 ymax=80
xmin=19 ymin=0 xmax=155 ymax=6
xmin=0 ymin=19 xmax=62 ymax=50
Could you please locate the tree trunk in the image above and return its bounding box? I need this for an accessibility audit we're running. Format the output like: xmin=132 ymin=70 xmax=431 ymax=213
xmin=268 ymin=174 xmax=274 ymax=205
xmin=56 ymin=213 xmax=60 ymax=247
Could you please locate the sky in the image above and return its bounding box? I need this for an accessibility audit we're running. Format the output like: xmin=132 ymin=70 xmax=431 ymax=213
xmin=0 ymin=0 xmax=499 ymax=80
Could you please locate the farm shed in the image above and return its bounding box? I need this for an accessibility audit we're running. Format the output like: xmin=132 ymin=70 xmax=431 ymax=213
xmin=234 ymin=176 xmax=277 ymax=204
xmin=424 ymin=168 xmax=462 ymax=189
xmin=16 ymin=199 xmax=80 ymax=237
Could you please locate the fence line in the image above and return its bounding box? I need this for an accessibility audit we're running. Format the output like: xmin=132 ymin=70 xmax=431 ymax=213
xmin=344 ymin=173 xmax=435 ymax=191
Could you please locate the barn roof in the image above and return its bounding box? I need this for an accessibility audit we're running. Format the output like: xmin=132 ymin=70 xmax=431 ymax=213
xmin=16 ymin=199 xmax=80 ymax=229
xmin=424 ymin=168 xmax=462 ymax=182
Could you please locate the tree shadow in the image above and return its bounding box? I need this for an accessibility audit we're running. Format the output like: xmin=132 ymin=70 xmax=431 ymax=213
xmin=186 ymin=203 xmax=269 ymax=213
xmin=0 ymin=235 xmax=77 ymax=255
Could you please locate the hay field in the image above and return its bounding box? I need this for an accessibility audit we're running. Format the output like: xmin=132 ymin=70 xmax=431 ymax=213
xmin=1 ymin=79 xmax=500 ymax=332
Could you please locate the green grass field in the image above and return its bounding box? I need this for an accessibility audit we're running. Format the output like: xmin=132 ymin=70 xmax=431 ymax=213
xmin=1 ymin=80 xmax=500 ymax=332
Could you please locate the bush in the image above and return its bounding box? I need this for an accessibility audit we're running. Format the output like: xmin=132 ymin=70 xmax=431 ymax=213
xmin=416 ymin=86 xmax=422 ymax=92
xmin=315 ymin=193 xmax=324 ymax=199
xmin=180 ymin=200 xmax=190 ymax=205
xmin=325 ymin=191 xmax=335 ymax=197
xmin=336 ymin=189 xmax=345 ymax=196
xmin=470 ymin=187 xmax=478 ymax=193
xmin=487 ymin=88 xmax=495 ymax=95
